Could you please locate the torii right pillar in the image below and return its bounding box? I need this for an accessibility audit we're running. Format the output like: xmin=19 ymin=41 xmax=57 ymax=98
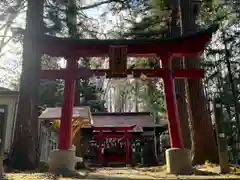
xmin=161 ymin=55 xmax=193 ymax=175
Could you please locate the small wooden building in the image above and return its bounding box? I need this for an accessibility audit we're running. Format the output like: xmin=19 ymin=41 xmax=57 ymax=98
xmin=39 ymin=106 xmax=92 ymax=162
xmin=39 ymin=121 xmax=59 ymax=162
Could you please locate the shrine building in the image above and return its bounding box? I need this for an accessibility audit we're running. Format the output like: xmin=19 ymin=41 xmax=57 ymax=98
xmin=79 ymin=112 xmax=167 ymax=166
xmin=39 ymin=107 xmax=168 ymax=166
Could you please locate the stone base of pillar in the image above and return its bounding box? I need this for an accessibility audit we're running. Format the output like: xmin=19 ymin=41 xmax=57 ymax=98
xmin=48 ymin=149 xmax=86 ymax=178
xmin=165 ymin=148 xmax=193 ymax=175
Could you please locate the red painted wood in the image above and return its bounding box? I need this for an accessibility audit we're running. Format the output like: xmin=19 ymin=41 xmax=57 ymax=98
xmin=94 ymin=133 xmax=132 ymax=138
xmin=109 ymin=46 xmax=127 ymax=75
xmin=98 ymin=131 xmax=103 ymax=163
xmin=125 ymin=131 xmax=130 ymax=163
xmin=132 ymin=68 xmax=204 ymax=78
xmin=161 ymin=58 xmax=184 ymax=148
xmin=94 ymin=126 xmax=134 ymax=164
xmin=104 ymin=155 xmax=126 ymax=162
xmin=36 ymin=25 xmax=217 ymax=58
xmin=58 ymin=59 xmax=77 ymax=150
xmin=39 ymin=68 xmax=204 ymax=79
xmin=93 ymin=125 xmax=136 ymax=131
xmin=172 ymin=69 xmax=204 ymax=78
xmin=39 ymin=68 xmax=106 ymax=79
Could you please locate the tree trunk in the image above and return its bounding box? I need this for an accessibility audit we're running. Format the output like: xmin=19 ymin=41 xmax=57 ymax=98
xmin=223 ymin=33 xmax=240 ymax=139
xmin=179 ymin=0 xmax=218 ymax=164
xmin=66 ymin=0 xmax=80 ymax=107
xmin=10 ymin=0 xmax=44 ymax=170
xmin=168 ymin=0 xmax=191 ymax=149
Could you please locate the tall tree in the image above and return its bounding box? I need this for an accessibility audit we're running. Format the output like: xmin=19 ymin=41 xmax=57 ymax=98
xmin=10 ymin=0 xmax=44 ymax=169
xmin=179 ymin=0 xmax=218 ymax=164
xmin=166 ymin=0 xmax=191 ymax=149
xmin=65 ymin=0 xmax=81 ymax=106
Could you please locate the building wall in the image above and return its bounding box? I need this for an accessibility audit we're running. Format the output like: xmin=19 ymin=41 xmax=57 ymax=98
xmin=0 ymin=94 xmax=18 ymax=153
xmin=0 ymin=92 xmax=58 ymax=163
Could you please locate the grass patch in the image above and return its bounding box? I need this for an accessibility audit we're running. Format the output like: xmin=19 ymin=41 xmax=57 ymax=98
xmin=134 ymin=162 xmax=240 ymax=178
xmin=134 ymin=165 xmax=167 ymax=172
xmin=6 ymin=173 xmax=82 ymax=180
xmin=229 ymin=164 xmax=240 ymax=175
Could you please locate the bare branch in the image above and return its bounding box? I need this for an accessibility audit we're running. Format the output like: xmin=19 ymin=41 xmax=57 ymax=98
xmin=77 ymin=0 xmax=112 ymax=10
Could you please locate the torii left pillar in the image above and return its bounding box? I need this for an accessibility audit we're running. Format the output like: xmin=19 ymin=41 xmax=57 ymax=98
xmin=48 ymin=58 xmax=79 ymax=175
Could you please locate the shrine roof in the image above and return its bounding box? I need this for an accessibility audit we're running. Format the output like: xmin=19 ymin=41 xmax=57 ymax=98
xmin=37 ymin=25 xmax=218 ymax=58
xmin=39 ymin=106 xmax=91 ymax=121
xmin=0 ymin=87 xmax=18 ymax=95
xmin=90 ymin=112 xmax=167 ymax=132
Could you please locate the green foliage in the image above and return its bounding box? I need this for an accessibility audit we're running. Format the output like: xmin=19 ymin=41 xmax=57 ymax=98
xmin=78 ymin=78 xmax=106 ymax=112
xmin=123 ymin=0 xmax=169 ymax=39
xmin=38 ymin=1 xmax=107 ymax=112
xmin=38 ymin=80 xmax=63 ymax=107
xmin=198 ymin=3 xmax=236 ymax=28
xmin=124 ymin=16 xmax=168 ymax=38
xmin=202 ymin=2 xmax=240 ymax=159
xmin=116 ymin=0 xmax=168 ymax=116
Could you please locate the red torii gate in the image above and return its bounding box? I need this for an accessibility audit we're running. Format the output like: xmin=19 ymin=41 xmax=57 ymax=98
xmin=36 ymin=25 xmax=217 ymax=151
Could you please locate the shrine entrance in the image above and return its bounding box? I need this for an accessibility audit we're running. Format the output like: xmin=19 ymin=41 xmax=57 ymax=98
xmin=36 ymin=24 xmax=218 ymax=174
xmin=94 ymin=125 xmax=135 ymax=166
xmin=102 ymin=135 xmax=126 ymax=164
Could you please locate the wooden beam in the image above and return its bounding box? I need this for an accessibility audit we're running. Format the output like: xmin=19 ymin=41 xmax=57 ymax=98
xmin=39 ymin=68 xmax=204 ymax=79
xmin=94 ymin=133 xmax=132 ymax=138
xmin=172 ymin=69 xmax=204 ymax=78
xmin=39 ymin=68 xmax=107 ymax=79
xmin=37 ymin=25 xmax=218 ymax=57
xmin=93 ymin=125 xmax=136 ymax=131
xmin=109 ymin=46 xmax=127 ymax=76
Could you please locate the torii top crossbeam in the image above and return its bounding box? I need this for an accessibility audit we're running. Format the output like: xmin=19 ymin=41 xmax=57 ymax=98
xmin=36 ymin=25 xmax=218 ymax=58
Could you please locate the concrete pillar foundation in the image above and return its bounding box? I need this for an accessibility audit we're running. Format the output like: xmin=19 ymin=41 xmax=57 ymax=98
xmin=165 ymin=148 xmax=193 ymax=175
xmin=48 ymin=149 xmax=86 ymax=178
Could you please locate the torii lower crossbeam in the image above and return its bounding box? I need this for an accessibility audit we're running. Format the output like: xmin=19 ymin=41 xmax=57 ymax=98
xmin=39 ymin=68 xmax=204 ymax=79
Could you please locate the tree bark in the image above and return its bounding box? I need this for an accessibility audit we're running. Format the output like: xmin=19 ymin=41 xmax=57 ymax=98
xmin=66 ymin=0 xmax=80 ymax=107
xmin=179 ymin=0 xmax=218 ymax=164
xmin=10 ymin=0 xmax=44 ymax=170
xmin=167 ymin=0 xmax=191 ymax=149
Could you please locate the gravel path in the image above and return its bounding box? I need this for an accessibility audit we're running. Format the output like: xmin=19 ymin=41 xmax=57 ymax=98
xmin=86 ymin=167 xmax=157 ymax=179
xmin=5 ymin=167 xmax=239 ymax=179
xmin=85 ymin=167 xmax=239 ymax=180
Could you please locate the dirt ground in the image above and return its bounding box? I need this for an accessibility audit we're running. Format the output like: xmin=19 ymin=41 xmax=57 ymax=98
xmin=5 ymin=166 xmax=240 ymax=180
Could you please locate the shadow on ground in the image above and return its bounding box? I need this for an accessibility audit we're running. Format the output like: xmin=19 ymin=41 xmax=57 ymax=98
xmin=87 ymin=174 xmax=239 ymax=180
